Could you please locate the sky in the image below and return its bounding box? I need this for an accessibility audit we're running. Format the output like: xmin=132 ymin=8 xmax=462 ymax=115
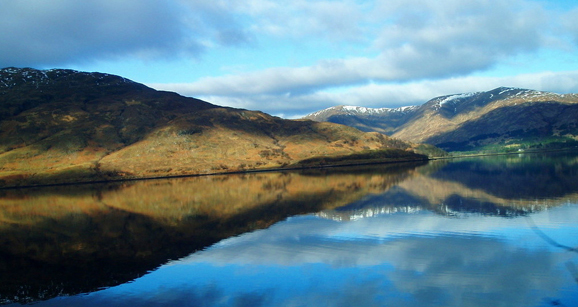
xmin=2 ymin=0 xmax=578 ymax=118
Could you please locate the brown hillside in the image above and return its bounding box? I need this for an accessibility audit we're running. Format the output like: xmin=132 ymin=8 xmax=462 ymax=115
xmin=393 ymin=88 xmax=578 ymax=150
xmin=0 ymin=68 xmax=427 ymax=187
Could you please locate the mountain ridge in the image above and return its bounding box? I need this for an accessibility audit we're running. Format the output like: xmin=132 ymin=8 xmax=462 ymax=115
xmin=304 ymin=87 xmax=578 ymax=151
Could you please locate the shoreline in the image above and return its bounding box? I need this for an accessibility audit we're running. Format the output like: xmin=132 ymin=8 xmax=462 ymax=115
xmin=2 ymin=147 xmax=576 ymax=190
xmin=0 ymin=156 xmax=429 ymax=190
xmin=432 ymin=146 xmax=578 ymax=160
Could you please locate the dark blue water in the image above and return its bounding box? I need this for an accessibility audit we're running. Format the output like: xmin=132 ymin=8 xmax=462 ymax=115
xmin=2 ymin=152 xmax=578 ymax=306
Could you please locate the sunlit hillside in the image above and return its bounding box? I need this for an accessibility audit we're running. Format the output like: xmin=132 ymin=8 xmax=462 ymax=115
xmin=0 ymin=68 xmax=431 ymax=187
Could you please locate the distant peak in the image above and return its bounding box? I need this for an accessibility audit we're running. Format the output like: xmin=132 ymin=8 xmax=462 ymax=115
xmin=427 ymin=87 xmax=567 ymax=109
xmin=337 ymin=105 xmax=418 ymax=114
xmin=494 ymin=86 xmax=531 ymax=91
xmin=303 ymin=104 xmax=418 ymax=120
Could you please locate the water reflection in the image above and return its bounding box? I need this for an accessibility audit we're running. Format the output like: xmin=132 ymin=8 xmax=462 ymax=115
xmin=321 ymin=152 xmax=578 ymax=221
xmin=2 ymin=152 xmax=578 ymax=306
xmin=22 ymin=207 xmax=578 ymax=307
xmin=0 ymin=162 xmax=421 ymax=304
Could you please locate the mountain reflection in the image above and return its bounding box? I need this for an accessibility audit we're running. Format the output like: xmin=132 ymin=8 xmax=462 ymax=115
xmin=430 ymin=152 xmax=578 ymax=199
xmin=320 ymin=151 xmax=578 ymax=221
xmin=0 ymin=162 xmax=421 ymax=304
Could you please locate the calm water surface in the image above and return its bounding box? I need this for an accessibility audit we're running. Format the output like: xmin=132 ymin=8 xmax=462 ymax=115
xmin=1 ymin=152 xmax=578 ymax=306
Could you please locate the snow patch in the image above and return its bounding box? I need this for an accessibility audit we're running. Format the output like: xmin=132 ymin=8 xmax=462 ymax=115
xmin=435 ymin=92 xmax=477 ymax=109
xmin=397 ymin=105 xmax=418 ymax=112
xmin=499 ymin=88 xmax=514 ymax=95
xmin=341 ymin=105 xmax=417 ymax=115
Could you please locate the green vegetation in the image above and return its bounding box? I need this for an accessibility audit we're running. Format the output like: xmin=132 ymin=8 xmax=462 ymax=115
xmin=411 ymin=143 xmax=449 ymax=158
xmin=445 ymin=136 xmax=578 ymax=155
xmin=295 ymin=148 xmax=428 ymax=167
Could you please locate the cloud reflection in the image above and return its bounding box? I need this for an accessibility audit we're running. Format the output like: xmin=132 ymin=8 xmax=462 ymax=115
xmin=76 ymin=205 xmax=578 ymax=307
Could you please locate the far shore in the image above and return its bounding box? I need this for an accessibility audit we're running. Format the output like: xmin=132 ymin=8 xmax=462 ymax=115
xmin=434 ymin=146 xmax=578 ymax=160
xmin=2 ymin=147 xmax=576 ymax=190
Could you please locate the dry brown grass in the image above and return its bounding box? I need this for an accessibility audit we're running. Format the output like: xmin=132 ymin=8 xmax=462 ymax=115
xmin=0 ymin=107 xmax=426 ymax=187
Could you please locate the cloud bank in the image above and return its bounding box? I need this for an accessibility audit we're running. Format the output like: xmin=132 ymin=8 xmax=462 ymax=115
xmin=2 ymin=0 xmax=578 ymax=117
xmin=155 ymin=70 xmax=578 ymax=118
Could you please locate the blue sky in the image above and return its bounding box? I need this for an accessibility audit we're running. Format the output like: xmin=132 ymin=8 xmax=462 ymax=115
xmin=2 ymin=0 xmax=578 ymax=118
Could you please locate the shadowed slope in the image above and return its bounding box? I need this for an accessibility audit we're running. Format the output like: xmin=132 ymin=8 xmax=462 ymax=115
xmin=394 ymin=88 xmax=578 ymax=151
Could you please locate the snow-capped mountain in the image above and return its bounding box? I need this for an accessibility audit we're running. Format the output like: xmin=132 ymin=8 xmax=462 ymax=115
xmin=303 ymin=87 xmax=578 ymax=151
xmin=303 ymin=105 xmax=420 ymax=135
xmin=424 ymin=87 xmax=569 ymax=113
xmin=304 ymin=105 xmax=419 ymax=120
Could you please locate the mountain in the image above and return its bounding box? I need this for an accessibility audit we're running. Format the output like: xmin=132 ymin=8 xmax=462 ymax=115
xmin=0 ymin=67 xmax=428 ymax=188
xmin=303 ymin=105 xmax=420 ymax=134
xmin=304 ymin=87 xmax=578 ymax=151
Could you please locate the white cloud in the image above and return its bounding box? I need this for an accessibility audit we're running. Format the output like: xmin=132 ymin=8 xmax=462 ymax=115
xmin=3 ymin=0 xmax=578 ymax=118
xmin=157 ymin=57 xmax=376 ymax=96
xmin=178 ymin=0 xmax=555 ymax=93
xmin=561 ymin=7 xmax=578 ymax=46
xmin=0 ymin=0 xmax=368 ymax=68
xmin=233 ymin=0 xmax=367 ymax=40
xmin=142 ymin=0 xmax=578 ymax=118
xmin=0 ymin=0 xmax=264 ymax=68
xmin=371 ymin=0 xmax=551 ymax=74
xmin=0 ymin=0 xmax=202 ymax=67
xmin=150 ymin=70 xmax=578 ymax=118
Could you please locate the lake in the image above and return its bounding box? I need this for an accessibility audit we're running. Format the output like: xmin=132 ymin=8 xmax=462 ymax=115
xmin=1 ymin=151 xmax=578 ymax=306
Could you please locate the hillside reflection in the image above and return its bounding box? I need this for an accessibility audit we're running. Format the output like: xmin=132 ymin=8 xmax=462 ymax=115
xmin=0 ymin=162 xmax=421 ymax=304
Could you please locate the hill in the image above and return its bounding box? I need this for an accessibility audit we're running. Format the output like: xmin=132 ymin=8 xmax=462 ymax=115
xmin=0 ymin=67 xmax=429 ymax=188
xmin=303 ymin=87 xmax=578 ymax=152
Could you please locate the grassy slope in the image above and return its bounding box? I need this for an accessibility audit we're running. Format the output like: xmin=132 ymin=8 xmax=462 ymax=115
xmin=427 ymin=102 xmax=578 ymax=152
